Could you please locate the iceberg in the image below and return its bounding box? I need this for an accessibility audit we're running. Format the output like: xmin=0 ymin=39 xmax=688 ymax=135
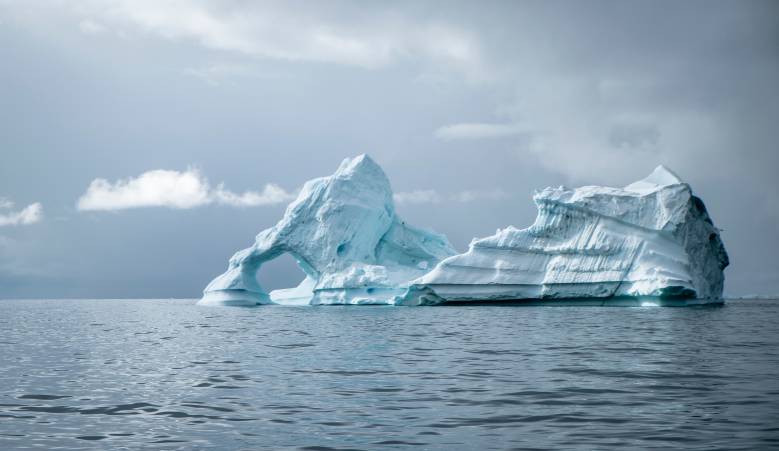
xmin=400 ymin=165 xmax=729 ymax=306
xmin=199 ymin=156 xmax=728 ymax=307
xmin=199 ymin=155 xmax=457 ymax=306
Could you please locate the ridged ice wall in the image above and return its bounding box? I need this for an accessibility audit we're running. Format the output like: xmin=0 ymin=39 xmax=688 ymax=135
xmin=404 ymin=166 xmax=729 ymax=304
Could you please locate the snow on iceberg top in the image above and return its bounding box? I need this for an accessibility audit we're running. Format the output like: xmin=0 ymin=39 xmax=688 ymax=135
xmin=624 ymin=165 xmax=683 ymax=194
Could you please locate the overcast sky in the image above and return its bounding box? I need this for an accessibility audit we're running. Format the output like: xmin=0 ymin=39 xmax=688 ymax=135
xmin=1 ymin=0 xmax=777 ymax=298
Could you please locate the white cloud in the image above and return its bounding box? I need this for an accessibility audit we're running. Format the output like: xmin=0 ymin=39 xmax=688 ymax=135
xmin=77 ymin=169 xmax=211 ymax=211
xmin=183 ymin=63 xmax=246 ymax=86
xmin=393 ymin=190 xmax=442 ymax=205
xmin=213 ymin=183 xmax=296 ymax=207
xmin=182 ymin=62 xmax=290 ymax=87
xmin=77 ymin=168 xmax=294 ymax=211
xmin=451 ymin=189 xmax=508 ymax=203
xmin=0 ymin=201 xmax=43 ymax=226
xmin=78 ymin=19 xmax=106 ymax=34
xmin=434 ymin=123 xmax=527 ymax=140
xmin=394 ymin=188 xmax=508 ymax=205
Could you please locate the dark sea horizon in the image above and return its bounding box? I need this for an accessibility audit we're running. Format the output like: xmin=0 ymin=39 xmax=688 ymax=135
xmin=1 ymin=298 xmax=778 ymax=450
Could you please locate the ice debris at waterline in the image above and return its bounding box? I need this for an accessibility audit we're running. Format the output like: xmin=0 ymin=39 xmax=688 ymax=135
xmin=199 ymin=155 xmax=728 ymax=307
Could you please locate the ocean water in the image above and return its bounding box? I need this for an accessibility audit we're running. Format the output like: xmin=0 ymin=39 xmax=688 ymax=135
xmin=1 ymin=299 xmax=778 ymax=450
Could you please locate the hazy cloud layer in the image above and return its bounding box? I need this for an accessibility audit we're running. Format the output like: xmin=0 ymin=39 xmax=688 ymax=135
xmin=77 ymin=169 xmax=294 ymax=211
xmin=435 ymin=123 xmax=527 ymax=140
xmin=35 ymin=0 xmax=488 ymax=80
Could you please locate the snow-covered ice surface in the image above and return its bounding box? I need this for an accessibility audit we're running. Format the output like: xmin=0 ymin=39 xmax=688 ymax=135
xmin=200 ymin=157 xmax=728 ymax=307
xmin=400 ymin=165 xmax=729 ymax=306
xmin=199 ymin=155 xmax=456 ymax=306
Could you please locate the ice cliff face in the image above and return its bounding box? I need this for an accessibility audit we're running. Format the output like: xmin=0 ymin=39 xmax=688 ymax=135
xmin=200 ymin=157 xmax=728 ymax=307
xmin=401 ymin=166 xmax=729 ymax=305
xmin=199 ymin=155 xmax=457 ymax=306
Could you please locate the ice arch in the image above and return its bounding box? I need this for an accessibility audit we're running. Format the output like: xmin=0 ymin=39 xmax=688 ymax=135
xmin=204 ymin=247 xmax=318 ymax=307
xmin=198 ymin=155 xmax=457 ymax=306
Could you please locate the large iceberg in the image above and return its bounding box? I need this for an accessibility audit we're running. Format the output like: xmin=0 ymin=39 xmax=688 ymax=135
xmin=199 ymin=155 xmax=457 ymax=306
xmin=400 ymin=165 xmax=729 ymax=306
xmin=200 ymin=156 xmax=728 ymax=307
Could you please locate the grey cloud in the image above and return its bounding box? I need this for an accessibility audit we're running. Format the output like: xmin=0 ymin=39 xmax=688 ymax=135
xmin=0 ymin=0 xmax=776 ymax=297
xmin=38 ymin=0 xmax=487 ymax=78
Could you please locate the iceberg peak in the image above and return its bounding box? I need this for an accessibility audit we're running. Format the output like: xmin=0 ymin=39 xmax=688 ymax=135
xmin=625 ymin=165 xmax=684 ymax=194
xmin=334 ymin=153 xmax=384 ymax=179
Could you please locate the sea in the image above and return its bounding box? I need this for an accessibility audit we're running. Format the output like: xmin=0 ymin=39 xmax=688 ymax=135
xmin=1 ymin=298 xmax=778 ymax=450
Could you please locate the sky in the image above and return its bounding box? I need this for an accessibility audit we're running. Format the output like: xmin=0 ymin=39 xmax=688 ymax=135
xmin=0 ymin=0 xmax=777 ymax=298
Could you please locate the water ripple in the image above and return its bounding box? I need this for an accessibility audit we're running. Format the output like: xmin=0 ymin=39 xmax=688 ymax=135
xmin=0 ymin=298 xmax=778 ymax=449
